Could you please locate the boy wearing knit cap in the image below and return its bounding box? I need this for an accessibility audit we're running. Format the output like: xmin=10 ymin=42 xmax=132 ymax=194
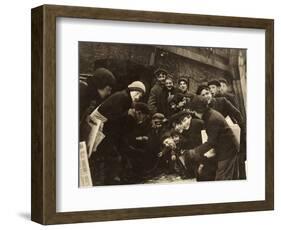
xmin=87 ymin=81 xmax=146 ymax=185
xmin=128 ymin=81 xmax=146 ymax=102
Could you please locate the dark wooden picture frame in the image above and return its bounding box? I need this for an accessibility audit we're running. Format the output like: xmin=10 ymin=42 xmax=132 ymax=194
xmin=31 ymin=4 xmax=274 ymax=225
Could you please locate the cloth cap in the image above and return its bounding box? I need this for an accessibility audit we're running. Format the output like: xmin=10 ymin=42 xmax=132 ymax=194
xmin=134 ymin=102 xmax=150 ymax=115
xmin=154 ymin=68 xmax=168 ymax=76
xmin=169 ymin=111 xmax=191 ymax=126
xmin=189 ymin=95 xmax=209 ymax=113
xmin=128 ymin=81 xmax=146 ymax=94
xmin=152 ymin=113 xmax=165 ymax=121
xmin=219 ymin=79 xmax=227 ymax=84
xmin=208 ymin=80 xmax=221 ymax=87
xmin=178 ymin=77 xmax=188 ymax=84
xmin=196 ymin=84 xmax=209 ymax=95
xmin=88 ymin=67 xmax=116 ymax=89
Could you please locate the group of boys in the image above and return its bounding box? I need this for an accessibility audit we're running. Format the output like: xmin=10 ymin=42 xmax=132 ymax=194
xmin=79 ymin=67 xmax=246 ymax=186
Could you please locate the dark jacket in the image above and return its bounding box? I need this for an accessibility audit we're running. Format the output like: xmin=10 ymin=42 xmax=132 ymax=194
xmin=215 ymin=92 xmax=238 ymax=109
xmin=79 ymin=82 xmax=103 ymax=141
xmin=79 ymin=82 xmax=102 ymax=122
xmin=97 ymin=89 xmax=132 ymax=137
xmin=169 ymin=92 xmax=195 ymax=114
xmin=193 ymin=108 xmax=239 ymax=161
xmin=181 ymin=90 xmax=196 ymax=100
xmin=180 ymin=118 xmax=204 ymax=150
xmin=147 ymin=82 xmax=163 ymax=114
xmin=209 ymin=97 xmax=243 ymax=126
xmin=98 ymin=89 xmax=132 ymax=121
xmin=158 ymin=87 xmax=180 ymax=117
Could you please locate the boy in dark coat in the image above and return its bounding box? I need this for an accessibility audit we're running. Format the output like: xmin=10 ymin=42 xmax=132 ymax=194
xmin=183 ymin=96 xmax=240 ymax=180
xmin=158 ymin=76 xmax=180 ymax=117
xmin=219 ymin=79 xmax=238 ymax=108
xmin=119 ymin=103 xmax=151 ymax=183
xmin=88 ymin=81 xmax=146 ymax=185
xmin=169 ymin=111 xmax=216 ymax=180
xmin=208 ymin=80 xmax=238 ymax=109
xmin=178 ymin=77 xmax=195 ymax=99
xmin=148 ymin=68 xmax=168 ymax=114
xmin=196 ymin=85 xmax=243 ymax=126
xmin=79 ymin=68 xmax=116 ymax=141
xmin=197 ymin=85 xmax=246 ymax=179
xmin=79 ymin=68 xmax=116 ymax=123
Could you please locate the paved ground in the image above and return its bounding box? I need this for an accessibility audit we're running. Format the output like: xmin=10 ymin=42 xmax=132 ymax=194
xmin=144 ymin=173 xmax=196 ymax=184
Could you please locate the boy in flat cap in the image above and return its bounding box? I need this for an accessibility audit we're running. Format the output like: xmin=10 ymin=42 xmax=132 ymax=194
xmin=119 ymin=102 xmax=152 ymax=184
xmin=219 ymin=79 xmax=239 ymax=108
xmin=196 ymin=85 xmax=243 ymax=126
xmin=147 ymin=68 xmax=168 ymax=114
xmin=208 ymin=80 xmax=238 ymax=108
xmin=207 ymin=80 xmax=221 ymax=97
xmin=144 ymin=113 xmax=168 ymax=174
xmin=158 ymin=75 xmax=180 ymax=117
xmin=168 ymin=111 xmax=216 ymax=180
xmin=183 ymin=96 xmax=240 ymax=180
xmin=197 ymin=85 xmax=246 ymax=179
xmin=178 ymin=77 xmax=195 ymax=99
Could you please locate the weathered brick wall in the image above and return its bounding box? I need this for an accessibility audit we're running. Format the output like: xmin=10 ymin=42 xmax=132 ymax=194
xmin=79 ymin=42 xmax=234 ymax=94
xmin=155 ymin=48 xmax=230 ymax=94
xmin=79 ymin=42 xmax=154 ymax=74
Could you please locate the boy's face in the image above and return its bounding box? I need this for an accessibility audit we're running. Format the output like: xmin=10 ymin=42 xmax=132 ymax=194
xmin=209 ymin=84 xmax=219 ymax=96
xmin=152 ymin=119 xmax=162 ymax=129
xmin=165 ymin=79 xmax=174 ymax=91
xmin=181 ymin=116 xmax=192 ymax=130
xmin=135 ymin=110 xmax=148 ymax=123
xmin=156 ymin=72 xmax=167 ymax=85
xmin=220 ymin=82 xmax=228 ymax=94
xmin=98 ymin=86 xmax=112 ymax=99
xmin=172 ymin=134 xmax=180 ymax=144
xmin=179 ymin=80 xmax=188 ymax=93
xmin=130 ymin=91 xmax=143 ymax=102
xmin=174 ymin=115 xmax=191 ymax=133
xmin=163 ymin=137 xmax=176 ymax=149
xmin=200 ymin=89 xmax=212 ymax=103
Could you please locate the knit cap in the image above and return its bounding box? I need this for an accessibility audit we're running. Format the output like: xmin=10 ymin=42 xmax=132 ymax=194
xmin=128 ymin=81 xmax=146 ymax=94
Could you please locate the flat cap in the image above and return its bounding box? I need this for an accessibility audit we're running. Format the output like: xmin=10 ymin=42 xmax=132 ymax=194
xmin=196 ymin=85 xmax=209 ymax=95
xmin=154 ymin=67 xmax=168 ymax=76
xmin=208 ymin=80 xmax=221 ymax=87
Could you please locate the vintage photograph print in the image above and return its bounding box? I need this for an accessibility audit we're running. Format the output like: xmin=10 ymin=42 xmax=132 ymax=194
xmin=79 ymin=42 xmax=247 ymax=187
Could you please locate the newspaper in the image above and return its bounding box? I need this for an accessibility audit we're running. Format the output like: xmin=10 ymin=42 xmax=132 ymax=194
xmin=79 ymin=141 xmax=93 ymax=187
xmin=87 ymin=108 xmax=107 ymax=157
xmin=201 ymin=116 xmax=241 ymax=158
xmin=201 ymin=130 xmax=216 ymax=158
xmin=225 ymin=116 xmax=241 ymax=147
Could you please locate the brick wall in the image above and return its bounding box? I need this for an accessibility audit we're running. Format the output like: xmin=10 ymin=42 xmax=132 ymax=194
xmin=154 ymin=48 xmax=229 ymax=93
xmin=79 ymin=42 xmax=235 ymax=94
xmin=79 ymin=42 xmax=154 ymax=74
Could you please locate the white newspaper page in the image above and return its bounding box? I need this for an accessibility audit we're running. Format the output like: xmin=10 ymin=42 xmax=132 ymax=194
xmin=79 ymin=141 xmax=93 ymax=187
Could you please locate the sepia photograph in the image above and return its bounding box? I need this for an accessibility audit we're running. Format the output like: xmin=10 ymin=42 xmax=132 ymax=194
xmin=78 ymin=42 xmax=247 ymax=187
xmin=30 ymin=4 xmax=274 ymax=224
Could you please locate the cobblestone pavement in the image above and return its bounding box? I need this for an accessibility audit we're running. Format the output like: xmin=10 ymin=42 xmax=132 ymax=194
xmin=144 ymin=173 xmax=196 ymax=184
